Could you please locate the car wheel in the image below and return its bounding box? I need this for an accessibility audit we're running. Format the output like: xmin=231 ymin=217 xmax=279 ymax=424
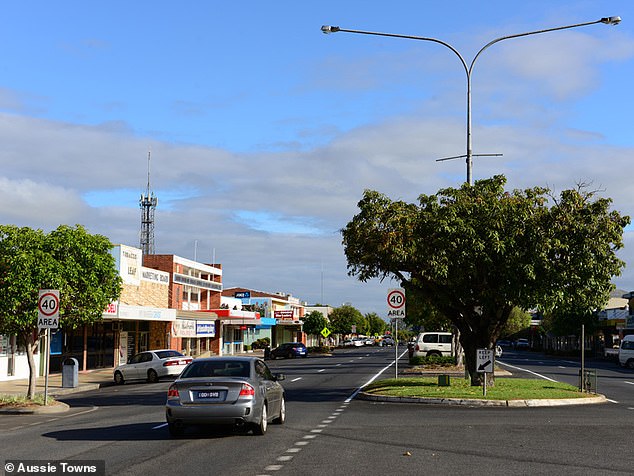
xmin=168 ymin=421 xmax=185 ymax=437
xmin=114 ymin=371 xmax=125 ymax=385
xmin=628 ymin=359 xmax=634 ymax=370
xmin=147 ymin=369 xmax=159 ymax=383
xmin=253 ymin=403 xmax=268 ymax=435
xmin=273 ymin=397 xmax=286 ymax=425
xmin=427 ymin=351 xmax=441 ymax=357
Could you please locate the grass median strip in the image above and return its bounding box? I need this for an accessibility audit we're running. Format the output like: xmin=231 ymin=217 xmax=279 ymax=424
xmin=363 ymin=377 xmax=591 ymax=400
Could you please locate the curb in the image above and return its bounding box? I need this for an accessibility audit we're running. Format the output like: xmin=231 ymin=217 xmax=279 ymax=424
xmin=357 ymin=391 xmax=608 ymax=407
xmin=0 ymin=401 xmax=70 ymax=415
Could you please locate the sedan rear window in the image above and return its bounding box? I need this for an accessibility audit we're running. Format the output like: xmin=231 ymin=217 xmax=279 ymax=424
xmin=156 ymin=350 xmax=184 ymax=359
xmin=181 ymin=361 xmax=250 ymax=378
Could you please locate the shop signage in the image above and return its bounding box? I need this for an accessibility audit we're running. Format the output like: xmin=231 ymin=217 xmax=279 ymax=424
xmin=172 ymin=319 xmax=197 ymax=337
xmin=274 ymin=310 xmax=294 ymax=319
xmin=235 ymin=291 xmax=251 ymax=299
xmin=196 ymin=322 xmax=216 ymax=337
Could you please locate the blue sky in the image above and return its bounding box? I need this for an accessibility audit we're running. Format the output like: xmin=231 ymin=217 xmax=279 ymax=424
xmin=1 ymin=1 xmax=633 ymax=314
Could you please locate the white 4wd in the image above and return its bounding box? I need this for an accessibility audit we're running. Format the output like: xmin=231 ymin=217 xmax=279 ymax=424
xmin=413 ymin=332 xmax=453 ymax=358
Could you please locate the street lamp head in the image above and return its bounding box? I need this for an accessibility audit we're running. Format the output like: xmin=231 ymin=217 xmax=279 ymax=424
xmin=321 ymin=25 xmax=340 ymax=34
xmin=600 ymin=16 xmax=621 ymax=25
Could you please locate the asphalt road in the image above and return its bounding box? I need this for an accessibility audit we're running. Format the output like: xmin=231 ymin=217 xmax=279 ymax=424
xmin=2 ymin=346 xmax=634 ymax=476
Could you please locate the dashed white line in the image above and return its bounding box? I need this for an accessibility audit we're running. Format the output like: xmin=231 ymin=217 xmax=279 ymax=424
xmin=303 ymin=434 xmax=318 ymax=439
xmin=277 ymin=455 xmax=293 ymax=462
xmin=286 ymin=448 xmax=302 ymax=453
xmin=311 ymin=429 xmax=323 ymax=433
xmin=291 ymin=377 xmax=302 ymax=382
xmin=153 ymin=423 xmax=168 ymax=429
xmin=264 ymin=465 xmax=283 ymax=471
xmin=624 ymin=381 xmax=634 ymax=385
xmin=295 ymin=441 xmax=309 ymax=446
xmin=317 ymin=369 xmax=325 ymax=373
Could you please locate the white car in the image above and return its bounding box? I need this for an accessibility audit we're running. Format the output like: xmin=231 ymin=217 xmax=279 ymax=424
xmin=114 ymin=349 xmax=193 ymax=384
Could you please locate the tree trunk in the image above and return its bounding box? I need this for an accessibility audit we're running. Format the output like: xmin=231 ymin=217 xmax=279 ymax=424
xmin=24 ymin=330 xmax=40 ymax=400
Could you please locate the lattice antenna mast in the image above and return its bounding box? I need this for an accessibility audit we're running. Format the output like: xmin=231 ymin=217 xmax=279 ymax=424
xmin=139 ymin=151 xmax=158 ymax=255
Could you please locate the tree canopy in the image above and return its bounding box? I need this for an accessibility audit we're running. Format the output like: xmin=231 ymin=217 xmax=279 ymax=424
xmin=0 ymin=224 xmax=121 ymax=398
xmin=342 ymin=175 xmax=629 ymax=385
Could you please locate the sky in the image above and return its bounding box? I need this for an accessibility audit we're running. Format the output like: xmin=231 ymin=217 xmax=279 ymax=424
xmin=1 ymin=1 xmax=633 ymax=316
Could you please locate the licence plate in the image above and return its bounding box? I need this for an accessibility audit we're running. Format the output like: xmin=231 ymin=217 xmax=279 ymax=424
xmin=197 ymin=391 xmax=220 ymax=399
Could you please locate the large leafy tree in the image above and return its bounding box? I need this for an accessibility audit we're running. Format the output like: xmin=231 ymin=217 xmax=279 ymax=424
xmin=342 ymin=176 xmax=628 ymax=385
xmin=329 ymin=304 xmax=365 ymax=336
xmin=0 ymin=225 xmax=121 ymax=399
xmin=303 ymin=310 xmax=329 ymax=337
xmin=365 ymin=312 xmax=387 ymax=336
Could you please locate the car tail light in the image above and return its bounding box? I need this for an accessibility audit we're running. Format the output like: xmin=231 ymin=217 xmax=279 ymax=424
xmin=164 ymin=361 xmax=178 ymax=366
xmin=167 ymin=385 xmax=180 ymax=399
xmin=415 ymin=344 xmax=420 ymax=351
xmin=239 ymin=383 xmax=255 ymax=397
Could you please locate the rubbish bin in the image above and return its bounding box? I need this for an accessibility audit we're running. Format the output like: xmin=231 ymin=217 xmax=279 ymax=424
xmin=264 ymin=346 xmax=271 ymax=360
xmin=62 ymin=358 xmax=79 ymax=388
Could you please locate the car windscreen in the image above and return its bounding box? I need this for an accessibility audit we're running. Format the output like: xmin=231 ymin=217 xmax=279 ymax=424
xmin=180 ymin=361 xmax=250 ymax=378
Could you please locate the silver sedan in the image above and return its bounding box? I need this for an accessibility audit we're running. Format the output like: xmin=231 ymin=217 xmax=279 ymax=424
xmin=165 ymin=356 xmax=285 ymax=436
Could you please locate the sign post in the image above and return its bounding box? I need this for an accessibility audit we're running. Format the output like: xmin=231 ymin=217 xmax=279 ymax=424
xmin=476 ymin=348 xmax=494 ymax=396
xmin=38 ymin=290 xmax=60 ymax=405
xmin=387 ymin=288 xmax=406 ymax=379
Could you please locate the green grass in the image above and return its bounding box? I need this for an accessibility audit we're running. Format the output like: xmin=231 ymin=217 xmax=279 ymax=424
xmin=363 ymin=377 xmax=590 ymax=400
xmin=0 ymin=394 xmax=56 ymax=407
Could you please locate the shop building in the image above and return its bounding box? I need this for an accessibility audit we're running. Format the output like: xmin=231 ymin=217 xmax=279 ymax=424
xmin=222 ymin=287 xmax=305 ymax=347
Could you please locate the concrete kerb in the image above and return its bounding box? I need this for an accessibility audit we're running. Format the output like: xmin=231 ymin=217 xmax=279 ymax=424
xmin=357 ymin=391 xmax=608 ymax=407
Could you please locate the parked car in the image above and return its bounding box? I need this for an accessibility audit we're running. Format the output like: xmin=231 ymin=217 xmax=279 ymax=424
xmin=496 ymin=339 xmax=512 ymax=348
xmin=364 ymin=337 xmax=375 ymax=346
xmin=618 ymin=334 xmax=634 ymax=368
xmin=412 ymin=332 xmax=453 ymax=357
xmin=514 ymin=338 xmax=530 ymax=350
xmin=270 ymin=342 xmax=307 ymax=359
xmin=165 ymin=356 xmax=285 ymax=436
xmin=114 ymin=349 xmax=192 ymax=384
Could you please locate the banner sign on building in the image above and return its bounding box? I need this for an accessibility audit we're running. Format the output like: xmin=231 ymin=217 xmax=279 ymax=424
xmin=274 ymin=310 xmax=294 ymax=319
xmin=196 ymin=322 xmax=216 ymax=336
xmin=172 ymin=319 xmax=197 ymax=337
xmin=235 ymin=291 xmax=251 ymax=299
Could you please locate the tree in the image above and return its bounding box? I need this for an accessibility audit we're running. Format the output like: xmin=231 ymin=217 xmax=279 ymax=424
xmin=501 ymin=307 xmax=532 ymax=337
xmin=303 ymin=310 xmax=329 ymax=338
xmin=329 ymin=304 xmax=365 ymax=336
xmin=342 ymin=175 xmax=628 ymax=385
xmin=365 ymin=312 xmax=387 ymax=336
xmin=0 ymin=225 xmax=121 ymax=399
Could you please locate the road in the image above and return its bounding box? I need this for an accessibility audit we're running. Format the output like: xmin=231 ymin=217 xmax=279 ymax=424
xmin=2 ymin=346 xmax=634 ymax=475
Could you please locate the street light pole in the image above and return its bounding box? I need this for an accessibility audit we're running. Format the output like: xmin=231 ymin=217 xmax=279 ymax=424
xmin=321 ymin=17 xmax=621 ymax=185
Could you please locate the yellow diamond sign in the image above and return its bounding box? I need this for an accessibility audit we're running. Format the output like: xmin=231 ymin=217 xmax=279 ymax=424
xmin=321 ymin=327 xmax=332 ymax=338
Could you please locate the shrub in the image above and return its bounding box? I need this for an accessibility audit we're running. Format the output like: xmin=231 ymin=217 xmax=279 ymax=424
xmin=409 ymin=355 xmax=456 ymax=366
xmin=251 ymin=338 xmax=271 ymax=350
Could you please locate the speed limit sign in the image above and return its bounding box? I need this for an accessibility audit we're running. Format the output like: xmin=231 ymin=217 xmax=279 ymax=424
xmin=38 ymin=289 xmax=60 ymax=329
xmin=387 ymin=288 xmax=406 ymax=318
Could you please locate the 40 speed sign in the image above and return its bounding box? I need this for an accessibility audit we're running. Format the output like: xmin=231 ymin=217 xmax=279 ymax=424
xmin=387 ymin=288 xmax=406 ymax=318
xmin=38 ymin=289 xmax=60 ymax=329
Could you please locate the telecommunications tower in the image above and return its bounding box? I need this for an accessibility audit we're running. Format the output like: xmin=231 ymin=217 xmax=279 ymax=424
xmin=139 ymin=151 xmax=158 ymax=255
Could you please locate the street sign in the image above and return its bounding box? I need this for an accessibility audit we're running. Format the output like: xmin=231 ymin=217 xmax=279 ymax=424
xmin=476 ymin=348 xmax=494 ymax=373
xmin=387 ymin=288 xmax=406 ymax=318
xmin=38 ymin=289 xmax=60 ymax=329
xmin=321 ymin=327 xmax=332 ymax=338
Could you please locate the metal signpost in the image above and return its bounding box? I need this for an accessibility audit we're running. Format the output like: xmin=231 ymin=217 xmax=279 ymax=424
xmin=38 ymin=289 xmax=60 ymax=405
xmin=476 ymin=348 xmax=494 ymax=396
xmin=387 ymin=288 xmax=406 ymax=379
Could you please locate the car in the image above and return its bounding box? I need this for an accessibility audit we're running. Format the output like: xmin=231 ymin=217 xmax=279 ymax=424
xmin=364 ymin=337 xmax=375 ymax=346
xmin=165 ymin=356 xmax=285 ymax=436
xmin=381 ymin=336 xmax=395 ymax=346
xmin=114 ymin=349 xmax=192 ymax=384
xmin=618 ymin=334 xmax=634 ymax=368
xmin=412 ymin=332 xmax=453 ymax=357
xmin=270 ymin=342 xmax=307 ymax=359
xmin=514 ymin=338 xmax=530 ymax=349
xmin=496 ymin=339 xmax=512 ymax=348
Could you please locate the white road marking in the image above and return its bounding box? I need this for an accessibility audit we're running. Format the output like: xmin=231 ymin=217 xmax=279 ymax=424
xmin=286 ymin=448 xmax=302 ymax=453
xmin=496 ymin=361 xmax=558 ymax=382
xmin=303 ymin=434 xmax=318 ymax=439
xmin=295 ymin=441 xmax=309 ymax=446
xmin=311 ymin=429 xmax=323 ymax=433
xmin=277 ymin=455 xmax=293 ymax=462
xmin=317 ymin=369 xmax=325 ymax=373
xmin=344 ymin=349 xmax=409 ymax=403
xmin=153 ymin=423 xmax=168 ymax=429
xmin=291 ymin=377 xmax=302 ymax=382
xmin=624 ymin=381 xmax=634 ymax=385
xmin=264 ymin=465 xmax=283 ymax=471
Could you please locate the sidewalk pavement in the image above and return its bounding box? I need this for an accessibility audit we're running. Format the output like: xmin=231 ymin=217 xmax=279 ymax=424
xmin=0 ymin=367 xmax=115 ymax=398
xmin=0 ymin=349 xmax=268 ymax=399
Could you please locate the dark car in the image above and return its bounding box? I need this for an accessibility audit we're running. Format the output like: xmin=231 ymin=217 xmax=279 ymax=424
xmin=270 ymin=342 xmax=307 ymax=359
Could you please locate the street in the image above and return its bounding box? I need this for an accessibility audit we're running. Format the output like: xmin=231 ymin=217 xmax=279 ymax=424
xmin=2 ymin=346 xmax=634 ymax=475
